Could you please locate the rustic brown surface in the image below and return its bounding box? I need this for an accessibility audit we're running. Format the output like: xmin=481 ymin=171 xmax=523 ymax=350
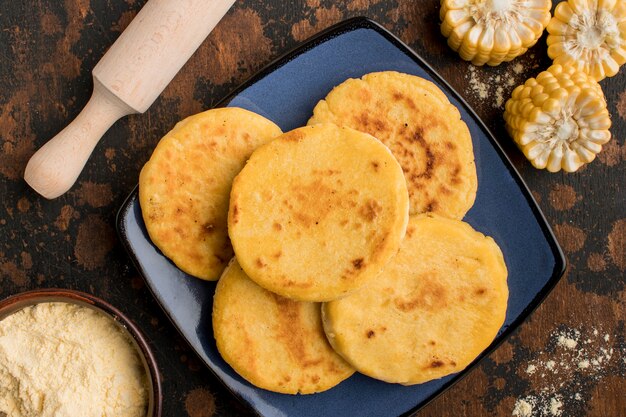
xmin=0 ymin=1 xmax=624 ymax=416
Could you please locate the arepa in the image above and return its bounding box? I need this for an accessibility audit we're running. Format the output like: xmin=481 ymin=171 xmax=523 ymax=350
xmin=322 ymin=214 xmax=508 ymax=385
xmin=213 ymin=259 xmax=355 ymax=394
xmin=228 ymin=123 xmax=409 ymax=302
xmin=309 ymin=71 xmax=477 ymax=219
xmin=139 ymin=107 xmax=282 ymax=280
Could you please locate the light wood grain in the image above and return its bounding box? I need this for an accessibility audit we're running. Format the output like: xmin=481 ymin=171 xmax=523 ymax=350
xmin=24 ymin=0 xmax=236 ymax=199
xmin=93 ymin=0 xmax=237 ymax=113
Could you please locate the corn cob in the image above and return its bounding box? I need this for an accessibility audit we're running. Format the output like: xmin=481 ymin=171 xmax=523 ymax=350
xmin=547 ymin=0 xmax=626 ymax=81
xmin=440 ymin=0 xmax=552 ymax=66
xmin=504 ymin=64 xmax=612 ymax=172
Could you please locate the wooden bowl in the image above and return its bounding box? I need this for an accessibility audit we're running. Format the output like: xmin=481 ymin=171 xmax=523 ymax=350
xmin=0 ymin=288 xmax=162 ymax=417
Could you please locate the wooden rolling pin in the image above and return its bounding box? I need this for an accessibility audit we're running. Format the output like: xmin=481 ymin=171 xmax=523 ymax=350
xmin=24 ymin=0 xmax=236 ymax=199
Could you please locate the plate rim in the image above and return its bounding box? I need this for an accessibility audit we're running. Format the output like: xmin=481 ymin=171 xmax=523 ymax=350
xmin=116 ymin=16 xmax=567 ymax=417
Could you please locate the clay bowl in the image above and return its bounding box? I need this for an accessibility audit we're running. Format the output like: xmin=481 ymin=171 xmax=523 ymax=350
xmin=0 ymin=288 xmax=162 ymax=417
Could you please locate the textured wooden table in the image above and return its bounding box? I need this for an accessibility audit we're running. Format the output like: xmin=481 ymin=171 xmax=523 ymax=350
xmin=0 ymin=1 xmax=624 ymax=416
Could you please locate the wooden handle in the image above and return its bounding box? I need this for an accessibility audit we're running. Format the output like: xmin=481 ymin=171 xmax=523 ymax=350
xmin=24 ymin=80 xmax=133 ymax=199
xmin=24 ymin=0 xmax=236 ymax=198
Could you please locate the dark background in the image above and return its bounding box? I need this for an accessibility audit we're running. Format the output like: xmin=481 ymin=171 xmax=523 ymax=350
xmin=0 ymin=1 xmax=624 ymax=416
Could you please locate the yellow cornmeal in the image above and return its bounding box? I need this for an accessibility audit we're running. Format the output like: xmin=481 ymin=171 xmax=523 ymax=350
xmin=0 ymin=302 xmax=148 ymax=417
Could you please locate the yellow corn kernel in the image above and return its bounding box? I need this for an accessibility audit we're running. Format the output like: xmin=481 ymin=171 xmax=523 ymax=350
xmin=503 ymin=65 xmax=612 ymax=173
xmin=440 ymin=0 xmax=552 ymax=66
xmin=547 ymin=0 xmax=626 ymax=81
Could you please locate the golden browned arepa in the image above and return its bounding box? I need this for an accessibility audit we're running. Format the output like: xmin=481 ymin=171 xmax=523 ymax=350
xmin=212 ymin=259 xmax=355 ymax=394
xmin=228 ymin=123 xmax=409 ymax=302
xmin=139 ymin=107 xmax=282 ymax=280
xmin=308 ymin=71 xmax=477 ymax=219
xmin=322 ymin=214 xmax=508 ymax=385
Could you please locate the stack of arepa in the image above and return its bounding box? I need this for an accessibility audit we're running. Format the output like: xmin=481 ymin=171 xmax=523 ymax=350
xmin=138 ymin=71 xmax=508 ymax=394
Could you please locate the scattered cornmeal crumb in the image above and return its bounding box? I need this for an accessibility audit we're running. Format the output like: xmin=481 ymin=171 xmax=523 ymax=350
xmin=513 ymin=398 xmax=534 ymax=417
xmin=514 ymin=326 xmax=619 ymax=416
xmin=550 ymin=397 xmax=563 ymax=416
xmin=466 ymin=64 xmax=524 ymax=109
xmin=557 ymin=335 xmax=578 ymax=349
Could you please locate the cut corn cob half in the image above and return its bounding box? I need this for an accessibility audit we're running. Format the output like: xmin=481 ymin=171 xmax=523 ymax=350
xmin=547 ymin=0 xmax=626 ymax=81
xmin=440 ymin=0 xmax=552 ymax=66
xmin=503 ymin=65 xmax=611 ymax=172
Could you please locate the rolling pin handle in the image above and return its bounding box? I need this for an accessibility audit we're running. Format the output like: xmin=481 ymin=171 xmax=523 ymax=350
xmin=23 ymin=79 xmax=135 ymax=199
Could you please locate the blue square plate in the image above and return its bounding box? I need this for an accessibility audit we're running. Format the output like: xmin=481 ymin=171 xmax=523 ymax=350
xmin=117 ymin=17 xmax=566 ymax=417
